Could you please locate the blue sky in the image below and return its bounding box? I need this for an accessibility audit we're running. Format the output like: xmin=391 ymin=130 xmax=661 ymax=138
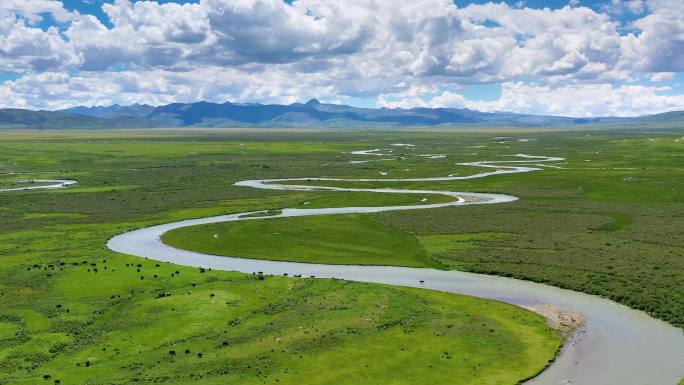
xmin=1 ymin=0 xmax=683 ymax=116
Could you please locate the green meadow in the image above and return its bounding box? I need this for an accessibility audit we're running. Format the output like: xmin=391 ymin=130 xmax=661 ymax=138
xmin=149 ymin=130 xmax=684 ymax=328
xmin=164 ymin=214 xmax=440 ymax=268
xmin=0 ymin=130 xmax=566 ymax=384
xmin=1 ymin=128 xmax=682 ymax=384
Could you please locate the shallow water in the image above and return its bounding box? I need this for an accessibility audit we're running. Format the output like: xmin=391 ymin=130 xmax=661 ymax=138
xmin=0 ymin=179 xmax=77 ymax=192
xmin=108 ymin=154 xmax=684 ymax=385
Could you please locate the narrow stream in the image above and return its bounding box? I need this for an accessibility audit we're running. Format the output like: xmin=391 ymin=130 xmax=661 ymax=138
xmin=0 ymin=179 xmax=77 ymax=192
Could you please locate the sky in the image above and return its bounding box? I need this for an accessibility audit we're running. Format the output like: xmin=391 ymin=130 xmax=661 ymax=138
xmin=0 ymin=0 xmax=683 ymax=117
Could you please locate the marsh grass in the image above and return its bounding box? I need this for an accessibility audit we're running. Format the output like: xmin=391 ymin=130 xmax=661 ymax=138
xmin=0 ymin=130 xmax=570 ymax=384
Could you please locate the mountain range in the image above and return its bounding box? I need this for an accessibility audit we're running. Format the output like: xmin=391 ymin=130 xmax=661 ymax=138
xmin=0 ymin=99 xmax=682 ymax=129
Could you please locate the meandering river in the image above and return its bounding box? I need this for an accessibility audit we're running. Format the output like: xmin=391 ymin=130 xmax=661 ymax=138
xmin=107 ymin=152 xmax=684 ymax=385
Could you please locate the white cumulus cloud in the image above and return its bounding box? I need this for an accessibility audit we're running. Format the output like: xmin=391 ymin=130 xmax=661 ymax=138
xmin=421 ymin=82 xmax=684 ymax=117
xmin=0 ymin=0 xmax=681 ymax=116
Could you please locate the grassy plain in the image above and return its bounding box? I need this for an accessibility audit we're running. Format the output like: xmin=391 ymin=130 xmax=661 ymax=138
xmin=0 ymin=131 xmax=563 ymax=384
xmin=157 ymin=130 xmax=684 ymax=328
xmin=164 ymin=214 xmax=438 ymax=268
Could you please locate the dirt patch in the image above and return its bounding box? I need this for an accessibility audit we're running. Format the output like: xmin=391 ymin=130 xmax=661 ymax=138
xmin=523 ymin=303 xmax=586 ymax=341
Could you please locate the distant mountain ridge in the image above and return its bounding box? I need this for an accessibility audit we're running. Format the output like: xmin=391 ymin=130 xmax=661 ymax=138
xmin=0 ymin=108 xmax=150 ymax=130
xmin=62 ymin=104 xmax=155 ymax=119
xmin=0 ymin=99 xmax=681 ymax=129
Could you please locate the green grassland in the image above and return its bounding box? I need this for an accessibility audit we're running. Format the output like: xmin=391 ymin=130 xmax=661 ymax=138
xmin=148 ymin=130 xmax=684 ymax=328
xmin=164 ymin=214 xmax=439 ymax=268
xmin=0 ymin=131 xmax=566 ymax=384
xmin=0 ymin=252 xmax=559 ymax=385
